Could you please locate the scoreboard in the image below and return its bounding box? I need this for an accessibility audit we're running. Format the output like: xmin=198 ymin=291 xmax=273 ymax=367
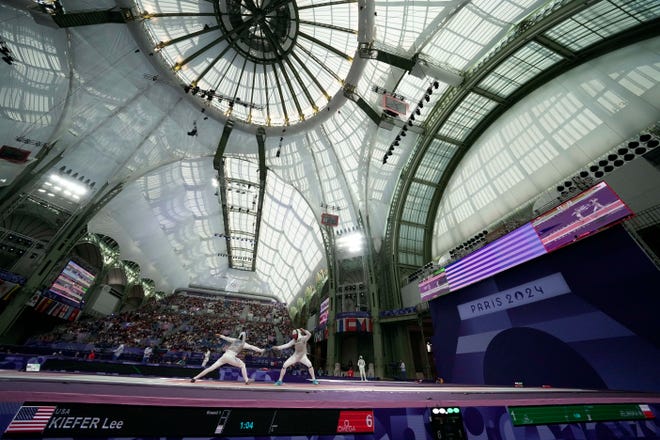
xmin=3 ymin=403 xmax=374 ymax=438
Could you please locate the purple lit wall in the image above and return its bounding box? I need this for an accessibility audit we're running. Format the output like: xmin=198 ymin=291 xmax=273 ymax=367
xmin=429 ymin=225 xmax=660 ymax=392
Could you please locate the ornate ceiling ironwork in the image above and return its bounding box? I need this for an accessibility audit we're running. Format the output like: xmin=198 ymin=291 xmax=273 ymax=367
xmin=137 ymin=0 xmax=359 ymax=128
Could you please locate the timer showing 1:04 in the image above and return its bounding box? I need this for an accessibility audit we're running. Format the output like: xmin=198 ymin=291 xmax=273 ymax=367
xmin=224 ymin=408 xmax=274 ymax=435
xmin=239 ymin=421 xmax=254 ymax=430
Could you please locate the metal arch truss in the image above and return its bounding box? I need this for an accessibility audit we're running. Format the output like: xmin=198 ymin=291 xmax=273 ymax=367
xmin=388 ymin=2 xmax=660 ymax=274
xmin=214 ymin=124 xmax=268 ymax=272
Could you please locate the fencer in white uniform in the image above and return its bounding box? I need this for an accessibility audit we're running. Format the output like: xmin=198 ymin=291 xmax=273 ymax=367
xmin=357 ymin=355 xmax=367 ymax=381
xmin=272 ymin=328 xmax=318 ymax=385
xmin=191 ymin=332 xmax=264 ymax=384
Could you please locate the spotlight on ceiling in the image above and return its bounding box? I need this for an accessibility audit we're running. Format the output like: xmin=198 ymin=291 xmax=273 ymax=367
xmin=336 ymin=231 xmax=365 ymax=254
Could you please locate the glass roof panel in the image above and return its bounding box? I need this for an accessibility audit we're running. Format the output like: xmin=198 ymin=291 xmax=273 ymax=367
xmin=324 ymin=115 xmax=365 ymax=178
xmin=472 ymin=0 xmax=535 ymax=22
xmin=398 ymin=252 xmax=423 ymax=267
xmin=437 ymin=92 xmax=498 ymax=141
xmin=366 ymin=127 xmax=403 ymax=207
xmin=374 ymin=3 xmax=449 ymax=51
xmin=478 ymin=41 xmax=563 ymax=97
xmin=305 ymin=127 xmax=359 ymax=229
xmin=227 ymin=157 xmax=258 ymax=180
xmin=180 ymin=160 xmax=205 ymax=186
xmin=398 ymin=224 xmax=425 ymax=265
xmin=256 ymin=174 xmax=325 ymax=304
xmin=544 ymin=0 xmax=659 ymax=51
xmin=618 ymin=0 xmax=660 ymax=20
xmin=401 ymin=182 xmax=435 ymax=224
xmin=184 ymin=192 xmax=208 ymax=219
xmin=423 ymin=1 xmax=542 ymax=70
xmin=415 ymin=139 xmax=458 ymax=183
xmin=357 ymin=55 xmax=393 ymax=101
xmin=135 ymin=0 xmax=358 ymax=128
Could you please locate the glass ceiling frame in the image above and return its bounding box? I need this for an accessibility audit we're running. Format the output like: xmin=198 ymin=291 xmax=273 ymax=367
xmin=217 ymin=156 xmax=262 ymax=271
xmin=135 ymin=0 xmax=360 ymax=129
xmin=389 ymin=0 xmax=660 ymax=272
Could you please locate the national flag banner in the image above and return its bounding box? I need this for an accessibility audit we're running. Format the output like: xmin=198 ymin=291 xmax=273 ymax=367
xmin=57 ymin=304 xmax=68 ymax=318
xmin=336 ymin=317 xmax=373 ymax=333
xmin=363 ymin=317 xmax=373 ymax=332
xmin=47 ymin=301 xmax=60 ymax=315
xmin=35 ymin=297 xmax=52 ymax=313
xmin=69 ymin=308 xmax=80 ymax=321
xmin=318 ymin=297 xmax=330 ymax=326
xmin=62 ymin=306 xmax=73 ymax=321
xmin=54 ymin=303 xmax=65 ymax=316
xmin=5 ymin=405 xmax=56 ymax=433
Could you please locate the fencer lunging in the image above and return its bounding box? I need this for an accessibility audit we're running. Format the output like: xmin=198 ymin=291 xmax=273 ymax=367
xmin=272 ymin=328 xmax=318 ymax=385
xmin=191 ymin=332 xmax=264 ymax=384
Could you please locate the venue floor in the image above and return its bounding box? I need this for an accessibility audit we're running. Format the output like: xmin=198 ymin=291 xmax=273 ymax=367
xmin=2 ymin=370 xmax=659 ymax=409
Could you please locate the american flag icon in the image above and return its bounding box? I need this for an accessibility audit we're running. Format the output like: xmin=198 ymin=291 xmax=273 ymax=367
xmin=5 ymin=406 xmax=56 ymax=433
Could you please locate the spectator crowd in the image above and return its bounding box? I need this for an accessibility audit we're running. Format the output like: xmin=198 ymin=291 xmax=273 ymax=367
xmin=26 ymin=292 xmax=297 ymax=367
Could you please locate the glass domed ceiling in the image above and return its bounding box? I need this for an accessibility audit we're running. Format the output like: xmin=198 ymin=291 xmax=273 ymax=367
xmin=135 ymin=0 xmax=359 ymax=127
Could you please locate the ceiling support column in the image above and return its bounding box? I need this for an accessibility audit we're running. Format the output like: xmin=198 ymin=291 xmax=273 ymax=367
xmin=251 ymin=128 xmax=268 ymax=271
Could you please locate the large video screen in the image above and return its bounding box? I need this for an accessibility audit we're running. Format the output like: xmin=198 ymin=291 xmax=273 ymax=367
xmin=47 ymin=260 xmax=96 ymax=308
xmin=420 ymin=182 xmax=632 ymax=302
xmin=531 ymin=181 xmax=633 ymax=252
xmin=419 ymin=269 xmax=450 ymax=302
